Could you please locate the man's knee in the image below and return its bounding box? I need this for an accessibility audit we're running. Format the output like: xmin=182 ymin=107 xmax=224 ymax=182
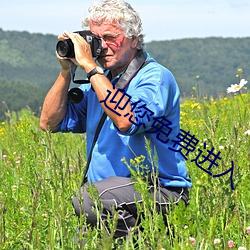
xmin=72 ymin=187 xmax=97 ymax=225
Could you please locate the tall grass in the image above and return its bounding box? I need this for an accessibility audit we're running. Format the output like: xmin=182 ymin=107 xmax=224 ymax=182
xmin=0 ymin=93 xmax=249 ymax=249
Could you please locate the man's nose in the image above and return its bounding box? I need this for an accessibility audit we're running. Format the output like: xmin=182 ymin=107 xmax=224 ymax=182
xmin=101 ymin=38 xmax=108 ymax=49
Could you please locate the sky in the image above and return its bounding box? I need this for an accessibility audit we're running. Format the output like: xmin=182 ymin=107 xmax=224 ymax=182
xmin=1 ymin=0 xmax=250 ymax=42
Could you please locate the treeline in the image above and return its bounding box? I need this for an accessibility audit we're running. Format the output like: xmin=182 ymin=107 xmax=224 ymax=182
xmin=0 ymin=80 xmax=46 ymax=120
xmin=145 ymin=37 xmax=250 ymax=97
xmin=0 ymin=28 xmax=249 ymax=121
xmin=0 ymin=29 xmax=60 ymax=120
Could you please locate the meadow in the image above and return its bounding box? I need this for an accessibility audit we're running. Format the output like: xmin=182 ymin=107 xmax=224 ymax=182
xmin=0 ymin=87 xmax=249 ymax=249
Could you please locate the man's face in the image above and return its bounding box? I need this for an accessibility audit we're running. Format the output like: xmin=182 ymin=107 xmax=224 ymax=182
xmin=89 ymin=20 xmax=138 ymax=73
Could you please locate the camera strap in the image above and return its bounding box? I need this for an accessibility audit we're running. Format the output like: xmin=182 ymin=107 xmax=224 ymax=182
xmin=115 ymin=49 xmax=148 ymax=89
xmin=70 ymin=66 xmax=90 ymax=85
xmin=81 ymin=111 xmax=107 ymax=186
xmin=81 ymin=50 xmax=150 ymax=186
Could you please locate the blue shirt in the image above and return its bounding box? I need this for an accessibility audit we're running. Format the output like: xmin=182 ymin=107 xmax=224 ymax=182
xmin=58 ymin=52 xmax=192 ymax=188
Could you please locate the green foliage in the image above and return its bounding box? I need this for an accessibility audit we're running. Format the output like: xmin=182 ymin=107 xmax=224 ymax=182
xmin=0 ymin=29 xmax=250 ymax=120
xmin=0 ymin=79 xmax=46 ymax=121
xmin=145 ymin=37 xmax=250 ymax=98
xmin=0 ymin=29 xmax=60 ymax=94
xmin=0 ymin=109 xmax=85 ymax=249
xmin=0 ymin=29 xmax=61 ymax=121
xmin=0 ymin=93 xmax=249 ymax=249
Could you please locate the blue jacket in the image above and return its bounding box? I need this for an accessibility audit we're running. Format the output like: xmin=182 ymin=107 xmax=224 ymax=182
xmin=58 ymin=52 xmax=192 ymax=188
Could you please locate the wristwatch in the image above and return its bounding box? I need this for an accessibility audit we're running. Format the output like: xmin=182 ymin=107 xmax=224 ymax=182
xmin=87 ymin=66 xmax=104 ymax=80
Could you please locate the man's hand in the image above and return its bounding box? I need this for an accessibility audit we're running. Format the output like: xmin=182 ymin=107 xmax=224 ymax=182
xmin=56 ymin=33 xmax=79 ymax=71
xmin=62 ymin=31 xmax=96 ymax=73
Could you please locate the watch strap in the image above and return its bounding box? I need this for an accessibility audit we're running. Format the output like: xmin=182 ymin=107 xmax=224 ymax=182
xmin=87 ymin=67 xmax=103 ymax=80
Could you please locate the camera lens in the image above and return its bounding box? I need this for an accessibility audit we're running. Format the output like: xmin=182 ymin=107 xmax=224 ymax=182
xmin=56 ymin=39 xmax=74 ymax=58
xmin=68 ymin=88 xmax=84 ymax=103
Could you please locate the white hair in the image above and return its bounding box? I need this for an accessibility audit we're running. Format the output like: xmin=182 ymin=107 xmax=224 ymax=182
xmin=82 ymin=0 xmax=145 ymax=49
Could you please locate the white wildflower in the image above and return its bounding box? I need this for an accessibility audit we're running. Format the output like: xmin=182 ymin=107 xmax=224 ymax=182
xmin=214 ymin=238 xmax=221 ymax=244
xmin=238 ymin=247 xmax=246 ymax=250
xmin=244 ymin=130 xmax=250 ymax=136
xmin=227 ymin=79 xmax=248 ymax=93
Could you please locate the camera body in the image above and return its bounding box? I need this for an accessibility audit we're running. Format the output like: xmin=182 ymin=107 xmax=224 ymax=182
xmin=56 ymin=30 xmax=102 ymax=58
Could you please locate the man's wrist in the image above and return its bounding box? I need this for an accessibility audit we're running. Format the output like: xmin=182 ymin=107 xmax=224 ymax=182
xmin=87 ymin=66 xmax=104 ymax=80
xmin=60 ymin=68 xmax=71 ymax=79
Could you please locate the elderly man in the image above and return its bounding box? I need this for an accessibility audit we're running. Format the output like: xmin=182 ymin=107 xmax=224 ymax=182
xmin=40 ymin=0 xmax=191 ymax=241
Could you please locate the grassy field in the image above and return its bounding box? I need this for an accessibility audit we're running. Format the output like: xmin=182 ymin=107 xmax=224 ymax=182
xmin=0 ymin=90 xmax=249 ymax=249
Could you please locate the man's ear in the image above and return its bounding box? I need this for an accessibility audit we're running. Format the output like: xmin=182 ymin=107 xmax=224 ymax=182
xmin=131 ymin=36 xmax=139 ymax=48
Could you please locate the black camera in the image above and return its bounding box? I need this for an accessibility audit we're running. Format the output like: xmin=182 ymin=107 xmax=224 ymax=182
xmin=56 ymin=30 xmax=102 ymax=58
